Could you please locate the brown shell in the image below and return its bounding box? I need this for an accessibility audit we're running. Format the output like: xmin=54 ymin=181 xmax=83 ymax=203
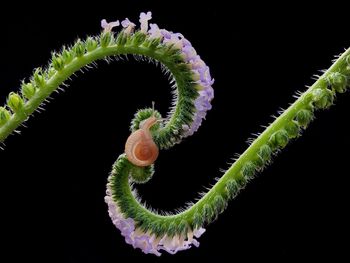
xmin=125 ymin=118 xmax=159 ymax=166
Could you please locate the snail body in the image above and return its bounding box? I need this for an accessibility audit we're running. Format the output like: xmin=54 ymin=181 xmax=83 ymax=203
xmin=125 ymin=116 xmax=159 ymax=167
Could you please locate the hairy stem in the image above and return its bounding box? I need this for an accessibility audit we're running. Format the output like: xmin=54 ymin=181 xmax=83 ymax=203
xmin=111 ymin=47 xmax=350 ymax=231
xmin=0 ymin=44 xmax=188 ymax=143
xmin=182 ymin=48 xmax=349 ymax=218
xmin=1 ymin=30 xmax=348 ymax=236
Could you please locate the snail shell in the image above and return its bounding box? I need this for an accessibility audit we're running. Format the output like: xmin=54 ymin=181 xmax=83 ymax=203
xmin=125 ymin=116 xmax=159 ymax=167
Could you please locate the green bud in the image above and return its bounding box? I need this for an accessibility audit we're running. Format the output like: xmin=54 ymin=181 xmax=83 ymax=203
xmin=47 ymin=67 xmax=56 ymax=78
xmin=241 ymin=161 xmax=256 ymax=179
xmin=131 ymin=31 xmax=147 ymax=46
xmin=346 ymin=65 xmax=350 ymax=76
xmin=130 ymin=164 xmax=154 ymax=183
xmin=150 ymin=220 xmax=165 ymax=235
xmin=312 ymin=88 xmax=334 ymax=109
xmin=236 ymin=176 xmax=247 ymax=188
xmin=116 ymin=31 xmax=127 ymax=46
xmin=161 ymin=224 xmax=169 ymax=236
xmin=258 ymin=144 xmax=272 ymax=164
xmin=285 ymin=121 xmax=300 ymax=138
xmin=73 ymin=39 xmax=85 ymax=57
xmin=344 ymin=56 xmax=350 ymax=75
xmin=213 ymin=195 xmax=226 ymax=214
xmin=295 ymin=109 xmax=313 ymax=127
xmin=21 ymin=82 xmax=36 ymax=99
xmin=193 ymin=212 xmax=204 ymax=228
xmin=269 ymin=129 xmax=289 ymax=149
xmin=100 ymin=32 xmax=112 ymax=48
xmin=146 ymin=38 xmax=161 ymax=50
xmin=86 ymin=37 xmax=98 ymax=52
xmin=177 ymin=220 xmax=188 ymax=235
xmin=225 ymin=179 xmax=239 ymax=199
xmin=0 ymin=107 xmax=11 ymax=126
xmin=62 ymin=48 xmax=73 ymax=64
xmin=52 ymin=55 xmax=64 ymax=71
xmin=167 ymin=222 xmax=177 ymax=237
xmin=33 ymin=68 xmax=45 ymax=88
xmin=7 ymin=92 xmax=24 ymax=112
xmin=303 ymin=92 xmax=314 ymax=107
xmin=327 ymin=72 xmax=347 ymax=93
xmin=202 ymin=204 xmax=214 ymax=223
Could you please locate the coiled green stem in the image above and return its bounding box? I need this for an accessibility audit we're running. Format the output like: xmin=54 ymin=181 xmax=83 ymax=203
xmin=108 ymin=47 xmax=350 ymax=237
xmin=0 ymin=18 xmax=349 ymax=254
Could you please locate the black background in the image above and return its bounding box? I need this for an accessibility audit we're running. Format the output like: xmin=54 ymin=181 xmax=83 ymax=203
xmin=0 ymin=1 xmax=349 ymax=262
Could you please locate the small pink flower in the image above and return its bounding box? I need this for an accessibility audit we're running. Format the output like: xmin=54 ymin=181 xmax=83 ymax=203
xmin=139 ymin=11 xmax=152 ymax=33
xmin=101 ymin=19 xmax=120 ymax=32
xmin=148 ymin=23 xmax=162 ymax=39
xmin=121 ymin=18 xmax=136 ymax=34
xmin=163 ymin=32 xmax=184 ymax=49
xmin=194 ymin=227 xmax=206 ymax=238
xmin=182 ymin=45 xmax=197 ymax=61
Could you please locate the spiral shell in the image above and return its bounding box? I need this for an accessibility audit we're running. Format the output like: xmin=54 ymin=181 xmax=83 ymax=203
xmin=125 ymin=117 xmax=159 ymax=166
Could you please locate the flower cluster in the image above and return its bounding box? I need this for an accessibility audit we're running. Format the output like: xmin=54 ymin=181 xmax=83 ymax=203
xmin=102 ymin=12 xmax=212 ymax=255
xmin=158 ymin=27 xmax=215 ymax=137
xmin=101 ymin=11 xmax=214 ymax=138
xmin=105 ymin=182 xmax=205 ymax=256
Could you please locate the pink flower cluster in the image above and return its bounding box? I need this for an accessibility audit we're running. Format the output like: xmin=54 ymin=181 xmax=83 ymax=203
xmin=105 ymin=183 xmax=205 ymax=256
xmin=101 ymin=11 xmax=214 ymax=138
xmin=102 ymin=12 xmax=212 ymax=254
xmin=147 ymin=18 xmax=214 ymax=137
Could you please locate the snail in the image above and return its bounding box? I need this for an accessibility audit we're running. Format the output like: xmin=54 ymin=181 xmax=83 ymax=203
xmin=125 ymin=116 xmax=159 ymax=167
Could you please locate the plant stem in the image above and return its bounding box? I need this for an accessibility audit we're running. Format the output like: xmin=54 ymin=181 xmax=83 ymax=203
xmin=0 ymin=45 xmax=182 ymax=142
xmin=114 ymin=47 xmax=350 ymax=225
xmin=175 ymin=47 xmax=350 ymax=220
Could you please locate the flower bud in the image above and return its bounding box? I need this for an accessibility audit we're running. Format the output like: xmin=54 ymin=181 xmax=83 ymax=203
xmin=285 ymin=121 xmax=300 ymax=138
xmin=100 ymin=32 xmax=112 ymax=48
xmin=269 ymin=129 xmax=289 ymax=149
xmin=62 ymin=48 xmax=73 ymax=64
xmin=21 ymin=83 xmax=36 ymax=99
xmin=0 ymin=107 xmax=11 ymax=126
xmin=241 ymin=161 xmax=256 ymax=179
xmin=86 ymin=37 xmax=98 ymax=52
xmin=52 ymin=55 xmax=64 ymax=71
xmin=295 ymin=109 xmax=313 ymax=127
xmin=258 ymin=144 xmax=272 ymax=163
xmin=312 ymin=88 xmax=334 ymax=109
xmin=33 ymin=68 xmax=45 ymax=88
xmin=327 ymin=72 xmax=347 ymax=93
xmin=73 ymin=40 xmax=85 ymax=57
xmin=7 ymin=92 xmax=24 ymax=112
